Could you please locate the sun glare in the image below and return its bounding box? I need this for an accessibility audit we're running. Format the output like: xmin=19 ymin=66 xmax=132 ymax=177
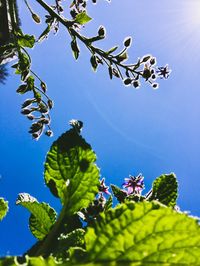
xmin=186 ymin=1 xmax=200 ymax=27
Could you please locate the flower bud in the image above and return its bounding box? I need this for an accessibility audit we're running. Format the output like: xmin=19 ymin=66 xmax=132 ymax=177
xmin=150 ymin=57 xmax=156 ymax=65
xmin=90 ymin=55 xmax=98 ymax=71
xmin=22 ymin=99 xmax=34 ymax=108
xmin=142 ymin=55 xmax=151 ymax=62
xmin=39 ymin=117 xmax=49 ymax=124
xmin=16 ymin=84 xmax=28 ymax=94
xmin=32 ymin=13 xmax=41 ymax=24
xmin=45 ymin=130 xmax=53 ymax=137
xmin=152 ymin=83 xmax=159 ymax=89
xmin=151 ymin=74 xmax=156 ymax=80
xmin=47 ymin=99 xmax=54 ymax=109
xmin=32 ymin=132 xmax=39 ymax=140
xmin=123 ymin=78 xmax=132 ymax=86
xmin=98 ymin=26 xmax=106 ymax=37
xmin=112 ymin=68 xmax=120 ymax=78
xmin=142 ymin=68 xmax=151 ymax=80
xmin=27 ymin=114 xmax=35 ymax=120
xmin=133 ymin=80 xmax=140 ymax=88
xmin=123 ymin=37 xmax=132 ymax=48
xmin=21 ymin=108 xmax=32 ymax=115
xmin=40 ymin=82 xmax=47 ymax=93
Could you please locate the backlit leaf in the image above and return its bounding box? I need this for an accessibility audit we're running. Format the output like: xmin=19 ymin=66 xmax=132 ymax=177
xmin=44 ymin=126 xmax=100 ymax=214
xmin=75 ymin=12 xmax=92 ymax=25
xmin=0 ymin=198 xmax=8 ymax=221
xmin=85 ymin=201 xmax=200 ymax=264
xmin=17 ymin=34 xmax=35 ymax=48
xmin=16 ymin=193 xmax=57 ymax=240
xmin=149 ymin=173 xmax=178 ymax=207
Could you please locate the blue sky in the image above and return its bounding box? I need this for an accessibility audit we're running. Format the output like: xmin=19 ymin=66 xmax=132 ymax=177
xmin=1 ymin=0 xmax=200 ymax=256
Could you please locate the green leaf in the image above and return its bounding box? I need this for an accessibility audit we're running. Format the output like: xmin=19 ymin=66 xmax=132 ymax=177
xmin=75 ymin=11 xmax=92 ymax=25
xmin=26 ymin=75 xmax=35 ymax=90
xmin=18 ymin=52 xmax=30 ymax=72
xmin=17 ymin=34 xmax=35 ymax=48
xmin=0 ymin=197 xmax=8 ymax=221
xmin=16 ymin=193 xmax=57 ymax=240
xmin=85 ymin=201 xmax=200 ymax=264
xmin=149 ymin=173 xmax=178 ymax=207
xmin=44 ymin=127 xmax=100 ymax=214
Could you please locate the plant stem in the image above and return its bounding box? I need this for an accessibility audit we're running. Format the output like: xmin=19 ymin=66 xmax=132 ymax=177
xmin=34 ymin=0 xmax=143 ymax=78
xmin=33 ymin=203 xmax=67 ymax=256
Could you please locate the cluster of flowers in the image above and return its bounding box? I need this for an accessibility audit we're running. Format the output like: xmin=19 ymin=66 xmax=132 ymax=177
xmin=81 ymin=174 xmax=145 ymax=222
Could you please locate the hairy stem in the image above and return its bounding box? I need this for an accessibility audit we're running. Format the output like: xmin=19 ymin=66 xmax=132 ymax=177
xmin=34 ymin=0 xmax=143 ymax=78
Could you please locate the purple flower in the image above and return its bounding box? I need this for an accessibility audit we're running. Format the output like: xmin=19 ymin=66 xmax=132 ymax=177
xmin=157 ymin=65 xmax=171 ymax=79
xmin=99 ymin=178 xmax=110 ymax=195
xmin=123 ymin=174 xmax=145 ymax=195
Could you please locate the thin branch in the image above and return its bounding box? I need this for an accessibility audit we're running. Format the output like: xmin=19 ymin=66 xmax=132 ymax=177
xmin=34 ymin=0 xmax=144 ymax=77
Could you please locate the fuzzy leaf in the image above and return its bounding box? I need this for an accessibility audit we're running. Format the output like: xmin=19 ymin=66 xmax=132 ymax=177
xmin=0 ymin=198 xmax=8 ymax=221
xmin=149 ymin=173 xmax=178 ymax=207
xmin=16 ymin=193 xmax=57 ymax=240
xmin=17 ymin=34 xmax=35 ymax=48
xmin=44 ymin=127 xmax=100 ymax=214
xmin=75 ymin=11 xmax=92 ymax=25
xmin=85 ymin=201 xmax=200 ymax=264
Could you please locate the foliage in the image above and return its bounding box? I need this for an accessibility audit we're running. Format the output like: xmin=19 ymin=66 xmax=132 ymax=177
xmin=0 ymin=121 xmax=200 ymax=265
xmin=0 ymin=0 xmax=170 ymax=139
xmin=1 ymin=1 xmax=197 ymax=266
xmin=0 ymin=198 xmax=8 ymax=221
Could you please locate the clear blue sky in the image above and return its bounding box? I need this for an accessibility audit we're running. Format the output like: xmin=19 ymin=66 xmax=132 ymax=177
xmin=1 ymin=0 xmax=200 ymax=256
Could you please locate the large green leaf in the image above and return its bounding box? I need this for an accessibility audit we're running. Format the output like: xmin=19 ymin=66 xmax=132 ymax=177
xmin=44 ymin=128 xmax=100 ymax=214
xmin=74 ymin=12 xmax=92 ymax=25
xmin=0 ymin=197 xmax=8 ymax=221
xmin=149 ymin=173 xmax=178 ymax=207
xmin=85 ymin=201 xmax=200 ymax=264
xmin=16 ymin=193 xmax=57 ymax=240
